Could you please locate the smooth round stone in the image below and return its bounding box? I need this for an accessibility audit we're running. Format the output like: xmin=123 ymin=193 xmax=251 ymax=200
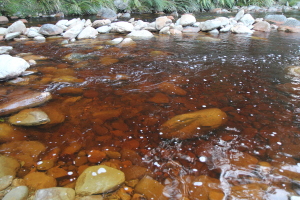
xmin=8 ymin=108 xmax=50 ymax=126
xmin=2 ymin=186 xmax=29 ymax=200
xmin=24 ymin=172 xmax=57 ymax=190
xmin=34 ymin=187 xmax=75 ymax=200
xmin=75 ymin=165 xmax=125 ymax=195
xmin=0 ymin=175 xmax=13 ymax=190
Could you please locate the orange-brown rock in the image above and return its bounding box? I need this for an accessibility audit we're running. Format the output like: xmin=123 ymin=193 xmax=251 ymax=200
xmin=122 ymin=165 xmax=149 ymax=181
xmin=24 ymin=172 xmax=57 ymax=189
xmin=159 ymin=108 xmax=227 ymax=140
xmin=134 ymin=176 xmax=168 ymax=200
xmin=158 ymin=82 xmax=187 ymax=96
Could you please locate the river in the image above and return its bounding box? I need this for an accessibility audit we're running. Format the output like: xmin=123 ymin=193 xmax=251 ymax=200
xmin=1 ymin=11 xmax=300 ymax=199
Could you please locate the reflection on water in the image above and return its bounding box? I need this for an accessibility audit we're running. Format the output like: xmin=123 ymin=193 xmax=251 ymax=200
xmin=1 ymin=14 xmax=300 ymax=199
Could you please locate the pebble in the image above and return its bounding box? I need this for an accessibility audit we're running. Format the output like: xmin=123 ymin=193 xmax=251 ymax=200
xmin=2 ymin=186 xmax=29 ymax=200
xmin=34 ymin=187 xmax=75 ymax=200
xmin=0 ymin=175 xmax=13 ymax=190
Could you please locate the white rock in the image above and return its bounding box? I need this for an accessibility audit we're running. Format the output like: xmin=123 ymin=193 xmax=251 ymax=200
xmin=178 ymin=14 xmax=196 ymax=26
xmin=159 ymin=26 xmax=170 ymax=34
xmin=77 ymin=26 xmax=98 ymax=39
xmin=231 ymin=23 xmax=254 ymax=34
xmin=0 ymin=28 xmax=7 ymax=35
xmin=34 ymin=36 xmax=46 ymax=41
xmin=133 ymin=20 xmax=149 ymax=30
xmin=0 ymin=55 xmax=30 ymax=80
xmin=127 ymin=30 xmax=154 ymax=39
xmin=65 ymin=18 xmax=80 ymax=27
xmin=34 ymin=187 xmax=75 ymax=200
xmin=63 ymin=21 xmax=85 ymax=39
xmin=7 ymin=21 xmax=26 ymax=34
xmin=84 ymin=19 xmax=92 ymax=27
xmin=110 ymin=22 xmax=134 ymax=33
xmin=107 ymin=37 xmax=124 ymax=45
xmin=235 ymin=9 xmax=245 ymax=21
xmin=240 ymin=14 xmax=255 ymax=27
xmin=75 ymin=165 xmax=125 ymax=195
xmin=155 ymin=16 xmax=172 ymax=30
xmin=56 ymin=20 xmax=69 ymax=30
xmin=3 ymin=186 xmax=29 ymax=200
xmin=220 ymin=24 xmax=233 ymax=32
xmin=0 ymin=46 xmax=13 ymax=54
xmin=201 ymin=19 xmax=222 ymax=31
xmin=96 ymin=26 xmax=112 ymax=34
xmin=5 ymin=32 xmax=21 ymax=40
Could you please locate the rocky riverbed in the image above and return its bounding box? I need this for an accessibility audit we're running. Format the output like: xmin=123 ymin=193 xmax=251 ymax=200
xmin=0 ymin=6 xmax=300 ymax=200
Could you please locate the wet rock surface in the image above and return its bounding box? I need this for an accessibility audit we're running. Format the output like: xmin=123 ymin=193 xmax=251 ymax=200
xmin=159 ymin=108 xmax=228 ymax=139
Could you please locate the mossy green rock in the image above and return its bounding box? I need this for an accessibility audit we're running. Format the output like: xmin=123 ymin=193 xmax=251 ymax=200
xmin=75 ymin=165 xmax=125 ymax=195
xmin=159 ymin=108 xmax=227 ymax=140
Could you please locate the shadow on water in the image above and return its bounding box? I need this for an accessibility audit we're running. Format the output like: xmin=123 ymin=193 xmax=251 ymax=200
xmin=1 ymin=12 xmax=300 ymax=199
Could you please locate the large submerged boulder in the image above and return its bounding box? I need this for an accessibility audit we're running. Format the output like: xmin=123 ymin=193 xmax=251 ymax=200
xmin=159 ymin=108 xmax=227 ymax=140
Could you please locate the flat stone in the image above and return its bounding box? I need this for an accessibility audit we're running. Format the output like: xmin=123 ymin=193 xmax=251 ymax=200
xmin=2 ymin=186 xmax=29 ymax=200
xmin=0 ymin=155 xmax=20 ymax=178
xmin=5 ymin=32 xmax=21 ymax=40
xmin=159 ymin=108 xmax=227 ymax=140
xmin=0 ymin=46 xmax=13 ymax=54
xmin=127 ymin=30 xmax=154 ymax=39
xmin=24 ymin=172 xmax=57 ymax=190
xmin=0 ymin=91 xmax=52 ymax=116
xmin=0 ymin=123 xmax=26 ymax=143
xmin=35 ymin=187 xmax=75 ymax=200
xmin=0 ymin=141 xmax=46 ymax=168
xmin=135 ymin=176 xmax=168 ymax=200
xmin=75 ymin=165 xmax=125 ymax=195
xmin=8 ymin=108 xmax=50 ymax=126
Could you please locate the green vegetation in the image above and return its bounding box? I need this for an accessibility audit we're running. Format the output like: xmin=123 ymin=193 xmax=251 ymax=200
xmin=0 ymin=0 xmax=294 ymax=17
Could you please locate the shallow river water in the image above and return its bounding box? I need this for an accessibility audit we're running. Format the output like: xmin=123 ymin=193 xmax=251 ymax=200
xmin=1 ymin=12 xmax=300 ymax=199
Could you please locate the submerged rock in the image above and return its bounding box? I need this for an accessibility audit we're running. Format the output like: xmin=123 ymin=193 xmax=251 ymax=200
xmin=135 ymin=176 xmax=168 ymax=200
xmin=75 ymin=165 xmax=125 ymax=195
xmin=8 ymin=108 xmax=50 ymax=126
xmin=0 ymin=91 xmax=52 ymax=116
xmin=159 ymin=108 xmax=227 ymax=140
xmin=35 ymin=187 xmax=75 ymax=200
xmin=2 ymin=186 xmax=29 ymax=200
xmin=0 ymin=155 xmax=20 ymax=178
xmin=0 ymin=123 xmax=26 ymax=142
xmin=24 ymin=172 xmax=57 ymax=189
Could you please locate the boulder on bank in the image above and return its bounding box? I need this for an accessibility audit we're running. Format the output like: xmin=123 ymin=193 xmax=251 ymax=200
xmin=38 ymin=24 xmax=63 ymax=36
xmin=159 ymin=108 xmax=227 ymax=140
xmin=97 ymin=7 xmax=117 ymax=20
xmin=177 ymin=14 xmax=196 ymax=26
xmin=77 ymin=26 xmax=98 ymax=39
xmin=6 ymin=20 xmax=26 ymax=34
xmin=0 ymin=16 xmax=9 ymax=23
xmin=253 ymin=21 xmax=271 ymax=32
xmin=110 ymin=22 xmax=134 ymax=33
xmin=127 ymin=30 xmax=154 ymax=39
xmin=0 ymin=55 xmax=30 ymax=80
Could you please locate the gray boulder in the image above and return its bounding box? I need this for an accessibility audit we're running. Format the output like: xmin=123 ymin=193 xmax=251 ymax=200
xmin=92 ymin=19 xmax=111 ymax=28
xmin=201 ymin=19 xmax=222 ymax=31
xmin=114 ymin=0 xmax=128 ymax=10
xmin=97 ymin=7 xmax=117 ymax=20
xmin=0 ymin=55 xmax=30 ymax=80
xmin=7 ymin=20 xmax=26 ymax=34
xmin=240 ymin=14 xmax=255 ymax=27
xmin=38 ymin=24 xmax=63 ymax=36
xmin=265 ymin=14 xmax=287 ymax=24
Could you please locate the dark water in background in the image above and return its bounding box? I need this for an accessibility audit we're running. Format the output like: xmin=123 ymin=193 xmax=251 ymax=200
xmin=1 ymin=11 xmax=300 ymax=199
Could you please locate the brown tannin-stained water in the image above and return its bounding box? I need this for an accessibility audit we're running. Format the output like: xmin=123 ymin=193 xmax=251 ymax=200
xmin=1 ymin=13 xmax=300 ymax=199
